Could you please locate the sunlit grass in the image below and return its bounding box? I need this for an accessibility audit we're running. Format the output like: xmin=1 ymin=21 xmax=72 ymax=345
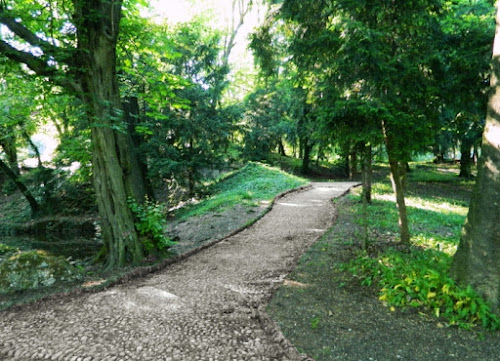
xmin=174 ymin=162 xmax=307 ymax=219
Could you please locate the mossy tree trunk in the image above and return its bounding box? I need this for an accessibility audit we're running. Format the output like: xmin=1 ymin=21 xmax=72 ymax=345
xmin=74 ymin=0 xmax=144 ymax=268
xmin=451 ymin=4 xmax=500 ymax=312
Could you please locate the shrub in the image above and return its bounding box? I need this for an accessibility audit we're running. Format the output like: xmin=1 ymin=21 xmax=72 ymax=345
xmin=128 ymin=197 xmax=176 ymax=255
xmin=342 ymin=248 xmax=500 ymax=330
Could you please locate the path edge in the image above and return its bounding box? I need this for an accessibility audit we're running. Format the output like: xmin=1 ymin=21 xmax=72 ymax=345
xmin=256 ymin=183 xmax=359 ymax=361
xmin=1 ymin=183 xmax=313 ymax=312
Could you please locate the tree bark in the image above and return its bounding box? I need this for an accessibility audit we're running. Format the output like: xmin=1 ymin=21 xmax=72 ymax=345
xmin=361 ymin=143 xmax=373 ymax=204
xmin=382 ymin=119 xmax=410 ymax=244
xmin=450 ymin=4 xmax=500 ymax=312
xmin=74 ymin=0 xmax=144 ymax=268
xmin=459 ymin=138 xmax=474 ymax=178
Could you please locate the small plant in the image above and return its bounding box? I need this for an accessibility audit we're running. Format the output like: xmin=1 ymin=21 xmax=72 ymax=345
xmin=310 ymin=316 xmax=321 ymax=329
xmin=342 ymin=249 xmax=500 ymax=330
xmin=128 ymin=197 xmax=176 ymax=255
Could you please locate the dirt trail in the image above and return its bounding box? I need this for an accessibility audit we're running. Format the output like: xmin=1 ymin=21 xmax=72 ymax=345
xmin=0 ymin=182 xmax=358 ymax=361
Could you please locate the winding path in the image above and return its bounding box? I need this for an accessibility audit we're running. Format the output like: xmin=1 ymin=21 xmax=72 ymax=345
xmin=0 ymin=182 xmax=358 ymax=361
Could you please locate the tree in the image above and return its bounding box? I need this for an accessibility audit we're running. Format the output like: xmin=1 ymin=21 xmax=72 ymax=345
xmin=0 ymin=0 xmax=149 ymax=268
xmin=274 ymin=0 xmax=442 ymax=243
xmin=450 ymin=2 xmax=500 ymax=313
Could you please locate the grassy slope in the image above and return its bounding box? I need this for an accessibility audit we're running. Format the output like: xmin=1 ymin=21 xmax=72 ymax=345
xmin=174 ymin=162 xmax=307 ymax=220
xmin=268 ymin=163 xmax=500 ymax=360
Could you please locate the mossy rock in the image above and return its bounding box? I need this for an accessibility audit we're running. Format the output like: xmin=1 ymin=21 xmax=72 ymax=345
xmin=0 ymin=243 xmax=18 ymax=256
xmin=0 ymin=250 xmax=83 ymax=293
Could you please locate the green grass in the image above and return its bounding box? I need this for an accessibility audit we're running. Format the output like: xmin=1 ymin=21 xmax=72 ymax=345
xmin=174 ymin=162 xmax=307 ymax=219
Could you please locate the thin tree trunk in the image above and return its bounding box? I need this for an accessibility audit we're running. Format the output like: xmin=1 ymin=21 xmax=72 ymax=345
xmin=382 ymin=119 xmax=410 ymax=244
xmin=0 ymin=159 xmax=39 ymax=216
xmin=350 ymin=148 xmax=359 ymax=180
xmin=301 ymin=137 xmax=311 ymax=174
xmin=451 ymin=4 xmax=500 ymax=312
xmin=361 ymin=143 xmax=373 ymax=203
xmin=459 ymin=138 xmax=473 ymax=178
xmin=0 ymin=138 xmax=20 ymax=176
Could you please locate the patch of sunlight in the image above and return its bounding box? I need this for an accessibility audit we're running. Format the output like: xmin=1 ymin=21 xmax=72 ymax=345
xmin=307 ymin=228 xmax=326 ymax=233
xmin=278 ymin=202 xmax=307 ymax=207
xmin=412 ymin=234 xmax=458 ymax=256
xmin=437 ymin=167 xmax=459 ymax=174
xmin=373 ymin=193 xmax=467 ymax=217
xmin=283 ymin=279 xmax=309 ymax=288
xmin=406 ymin=197 xmax=468 ymax=217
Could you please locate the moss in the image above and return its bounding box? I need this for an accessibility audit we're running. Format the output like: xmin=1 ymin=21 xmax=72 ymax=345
xmin=0 ymin=250 xmax=83 ymax=293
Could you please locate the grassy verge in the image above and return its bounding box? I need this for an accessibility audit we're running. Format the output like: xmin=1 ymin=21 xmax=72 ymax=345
xmin=268 ymin=163 xmax=498 ymax=360
xmin=174 ymin=162 xmax=307 ymax=220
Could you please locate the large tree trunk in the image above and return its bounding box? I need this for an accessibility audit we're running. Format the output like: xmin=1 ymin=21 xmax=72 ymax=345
xmin=74 ymin=0 xmax=144 ymax=268
xmin=382 ymin=119 xmax=410 ymax=244
xmin=450 ymin=5 xmax=500 ymax=312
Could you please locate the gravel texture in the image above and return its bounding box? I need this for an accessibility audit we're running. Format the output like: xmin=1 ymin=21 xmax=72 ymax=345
xmin=0 ymin=182 xmax=358 ymax=361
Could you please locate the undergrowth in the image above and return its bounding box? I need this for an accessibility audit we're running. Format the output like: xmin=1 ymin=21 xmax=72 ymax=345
xmin=344 ymin=163 xmax=500 ymax=331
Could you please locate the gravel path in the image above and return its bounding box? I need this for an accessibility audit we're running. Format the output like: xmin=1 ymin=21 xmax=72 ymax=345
xmin=0 ymin=182 xmax=358 ymax=361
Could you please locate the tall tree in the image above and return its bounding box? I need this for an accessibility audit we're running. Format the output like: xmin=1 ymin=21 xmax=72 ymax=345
xmin=451 ymin=2 xmax=500 ymax=313
xmin=0 ymin=0 xmax=148 ymax=268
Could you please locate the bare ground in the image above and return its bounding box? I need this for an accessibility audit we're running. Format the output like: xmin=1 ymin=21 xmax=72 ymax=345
xmin=0 ymin=182 xmax=357 ymax=361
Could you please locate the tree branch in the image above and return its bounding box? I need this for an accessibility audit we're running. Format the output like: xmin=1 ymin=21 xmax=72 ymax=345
xmin=0 ymin=8 xmax=60 ymax=57
xmin=0 ymin=39 xmax=82 ymax=93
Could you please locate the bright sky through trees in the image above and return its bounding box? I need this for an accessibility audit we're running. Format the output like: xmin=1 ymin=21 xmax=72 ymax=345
xmin=146 ymin=0 xmax=263 ymax=65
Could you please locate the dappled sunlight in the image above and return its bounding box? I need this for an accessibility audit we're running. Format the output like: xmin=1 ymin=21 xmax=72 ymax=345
xmin=307 ymin=228 xmax=326 ymax=233
xmin=412 ymin=234 xmax=458 ymax=256
xmin=373 ymin=193 xmax=468 ymax=216
xmin=277 ymin=202 xmax=307 ymax=207
xmin=283 ymin=279 xmax=309 ymax=288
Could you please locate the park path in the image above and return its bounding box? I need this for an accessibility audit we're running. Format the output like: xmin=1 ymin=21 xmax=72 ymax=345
xmin=0 ymin=182 xmax=358 ymax=361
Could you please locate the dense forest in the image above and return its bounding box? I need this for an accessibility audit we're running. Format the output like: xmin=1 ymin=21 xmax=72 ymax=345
xmin=1 ymin=0 xmax=500 ymax=325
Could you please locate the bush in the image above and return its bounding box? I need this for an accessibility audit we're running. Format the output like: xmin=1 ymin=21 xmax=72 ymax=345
xmin=128 ymin=197 xmax=176 ymax=255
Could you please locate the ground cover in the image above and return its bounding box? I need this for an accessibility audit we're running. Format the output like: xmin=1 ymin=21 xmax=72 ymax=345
xmin=268 ymin=163 xmax=500 ymax=360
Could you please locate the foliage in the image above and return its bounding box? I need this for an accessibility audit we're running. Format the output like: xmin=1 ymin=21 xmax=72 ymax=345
xmin=343 ymin=248 xmax=500 ymax=330
xmin=174 ymin=162 xmax=307 ymax=219
xmin=341 ymin=163 xmax=500 ymax=330
xmin=128 ymin=197 xmax=176 ymax=254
